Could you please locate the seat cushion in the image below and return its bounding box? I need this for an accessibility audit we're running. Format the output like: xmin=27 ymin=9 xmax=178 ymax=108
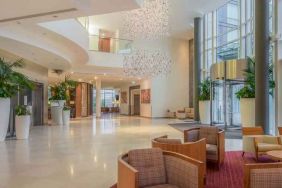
xmin=257 ymin=143 xmax=282 ymax=152
xmin=250 ymin=168 xmax=282 ymax=188
xmin=155 ymin=138 xmax=182 ymax=144
xmin=206 ymin=144 xmax=218 ymax=160
xmin=128 ymin=148 xmax=166 ymax=187
xmin=144 ymin=184 xmax=179 ymax=188
xmin=199 ymin=127 xmax=219 ymax=145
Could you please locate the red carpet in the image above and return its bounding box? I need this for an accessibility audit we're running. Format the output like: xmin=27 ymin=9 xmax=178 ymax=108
xmin=111 ymin=151 xmax=275 ymax=188
xmin=206 ymin=151 xmax=274 ymax=188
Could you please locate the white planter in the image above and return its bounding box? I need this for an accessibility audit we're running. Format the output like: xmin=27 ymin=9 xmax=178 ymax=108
xmin=0 ymin=98 xmax=10 ymax=141
xmin=50 ymin=100 xmax=65 ymax=107
xmin=199 ymin=100 xmax=211 ymax=124
xmin=240 ymin=98 xmax=255 ymax=127
xmin=63 ymin=110 xmax=70 ymax=126
xmin=51 ymin=106 xmax=63 ymax=125
xmin=15 ymin=115 xmax=31 ymax=139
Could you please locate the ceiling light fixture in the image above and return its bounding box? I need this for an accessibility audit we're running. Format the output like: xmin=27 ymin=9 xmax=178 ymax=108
xmin=123 ymin=49 xmax=172 ymax=78
xmin=122 ymin=0 xmax=170 ymax=39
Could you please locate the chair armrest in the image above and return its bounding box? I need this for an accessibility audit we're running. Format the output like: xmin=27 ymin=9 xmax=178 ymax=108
xmin=184 ymin=128 xmax=200 ymax=142
xmin=118 ymin=154 xmax=138 ymax=188
xmin=163 ymin=151 xmax=205 ymax=188
xmin=254 ymin=135 xmax=281 ymax=144
xmin=217 ymin=130 xmax=225 ymax=164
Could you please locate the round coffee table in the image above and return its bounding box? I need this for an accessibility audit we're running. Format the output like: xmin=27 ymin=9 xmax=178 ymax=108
xmin=266 ymin=150 xmax=282 ymax=161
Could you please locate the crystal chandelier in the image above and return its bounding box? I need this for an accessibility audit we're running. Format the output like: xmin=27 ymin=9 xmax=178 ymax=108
xmin=122 ymin=0 xmax=170 ymax=39
xmin=123 ymin=49 xmax=173 ymax=78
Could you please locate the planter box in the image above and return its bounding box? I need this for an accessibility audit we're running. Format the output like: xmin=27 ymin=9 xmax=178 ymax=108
xmin=51 ymin=106 xmax=63 ymax=125
xmin=63 ymin=110 xmax=70 ymax=126
xmin=15 ymin=115 xmax=31 ymax=139
xmin=199 ymin=100 xmax=211 ymax=124
xmin=240 ymin=98 xmax=255 ymax=127
xmin=0 ymin=98 xmax=10 ymax=141
xmin=50 ymin=100 xmax=65 ymax=107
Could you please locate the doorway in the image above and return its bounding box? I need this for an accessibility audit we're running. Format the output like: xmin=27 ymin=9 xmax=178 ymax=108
xmin=133 ymin=94 xmax=140 ymax=115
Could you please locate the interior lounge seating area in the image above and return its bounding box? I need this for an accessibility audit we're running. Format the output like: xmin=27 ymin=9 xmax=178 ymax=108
xmin=0 ymin=0 xmax=282 ymax=188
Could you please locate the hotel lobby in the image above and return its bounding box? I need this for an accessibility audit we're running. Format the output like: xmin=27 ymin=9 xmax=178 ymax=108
xmin=0 ymin=0 xmax=282 ymax=188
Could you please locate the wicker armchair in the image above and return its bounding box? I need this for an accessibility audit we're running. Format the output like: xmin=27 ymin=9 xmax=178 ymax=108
xmin=152 ymin=135 xmax=206 ymax=175
xmin=118 ymin=148 xmax=205 ymax=188
xmin=242 ymin=127 xmax=282 ymax=160
xmin=244 ymin=163 xmax=282 ymax=188
xmin=184 ymin=126 xmax=225 ymax=166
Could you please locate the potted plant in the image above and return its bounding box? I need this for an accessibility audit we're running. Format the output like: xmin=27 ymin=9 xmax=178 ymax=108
xmin=49 ymin=77 xmax=76 ymax=125
xmin=63 ymin=106 xmax=71 ymax=126
xmin=236 ymin=57 xmax=275 ymax=127
xmin=15 ymin=105 xmax=31 ymax=139
xmin=0 ymin=58 xmax=34 ymax=141
xmin=199 ymin=77 xmax=211 ymax=124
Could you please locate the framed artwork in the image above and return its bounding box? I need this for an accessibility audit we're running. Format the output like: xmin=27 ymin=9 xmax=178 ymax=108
xmin=141 ymin=89 xmax=151 ymax=104
xmin=121 ymin=91 xmax=127 ymax=103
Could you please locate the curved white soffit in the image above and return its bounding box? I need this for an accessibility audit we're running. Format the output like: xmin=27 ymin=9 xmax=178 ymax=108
xmin=0 ymin=36 xmax=70 ymax=70
xmin=0 ymin=24 xmax=88 ymax=66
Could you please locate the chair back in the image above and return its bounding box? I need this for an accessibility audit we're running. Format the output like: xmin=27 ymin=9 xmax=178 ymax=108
xmin=278 ymin=127 xmax=282 ymax=135
xmin=242 ymin=127 xmax=264 ymax=136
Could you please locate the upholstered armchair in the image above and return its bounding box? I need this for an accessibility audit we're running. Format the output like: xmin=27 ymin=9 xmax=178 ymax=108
xmin=118 ymin=148 xmax=205 ymax=188
xmin=242 ymin=127 xmax=282 ymax=160
xmin=152 ymin=135 xmax=206 ymax=174
xmin=244 ymin=163 xmax=282 ymax=188
xmin=184 ymin=108 xmax=194 ymax=119
xmin=184 ymin=127 xmax=225 ymax=165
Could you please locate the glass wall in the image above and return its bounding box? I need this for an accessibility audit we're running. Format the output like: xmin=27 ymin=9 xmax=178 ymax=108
xmin=202 ymin=0 xmax=277 ymax=131
xmin=93 ymin=89 xmax=117 ymax=109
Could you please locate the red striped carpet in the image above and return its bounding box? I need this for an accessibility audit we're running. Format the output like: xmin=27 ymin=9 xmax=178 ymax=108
xmin=204 ymin=151 xmax=273 ymax=188
xmin=111 ymin=151 xmax=275 ymax=188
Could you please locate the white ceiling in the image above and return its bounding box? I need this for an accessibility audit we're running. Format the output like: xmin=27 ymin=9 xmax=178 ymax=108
xmin=0 ymin=0 xmax=141 ymax=25
xmin=89 ymin=0 xmax=228 ymax=39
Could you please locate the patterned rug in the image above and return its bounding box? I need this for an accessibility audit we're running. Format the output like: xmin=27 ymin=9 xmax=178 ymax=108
xmin=111 ymin=151 xmax=275 ymax=188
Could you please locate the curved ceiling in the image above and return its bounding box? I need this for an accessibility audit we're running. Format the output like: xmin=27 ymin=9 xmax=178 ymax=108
xmin=0 ymin=36 xmax=70 ymax=70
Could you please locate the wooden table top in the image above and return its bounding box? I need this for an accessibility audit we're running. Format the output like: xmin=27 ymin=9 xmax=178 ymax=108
xmin=266 ymin=150 xmax=282 ymax=160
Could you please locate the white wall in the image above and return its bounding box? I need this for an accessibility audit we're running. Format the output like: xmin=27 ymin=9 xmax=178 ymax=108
xmin=119 ymin=38 xmax=189 ymax=118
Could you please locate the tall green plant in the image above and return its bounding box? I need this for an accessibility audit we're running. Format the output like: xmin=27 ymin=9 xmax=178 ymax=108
xmin=199 ymin=77 xmax=211 ymax=101
xmin=49 ymin=76 xmax=77 ymax=101
xmin=236 ymin=57 xmax=275 ymax=99
xmin=0 ymin=58 xmax=34 ymax=98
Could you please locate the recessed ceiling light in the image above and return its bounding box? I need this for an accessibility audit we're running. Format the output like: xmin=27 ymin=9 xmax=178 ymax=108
xmin=78 ymin=79 xmax=82 ymax=82
xmin=94 ymin=76 xmax=98 ymax=80
xmin=132 ymin=81 xmax=136 ymax=84
xmin=103 ymin=73 xmax=106 ymax=76
xmin=70 ymin=71 xmax=74 ymax=74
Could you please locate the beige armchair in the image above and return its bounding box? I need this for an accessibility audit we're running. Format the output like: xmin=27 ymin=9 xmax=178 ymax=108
xmin=185 ymin=108 xmax=194 ymax=119
xmin=242 ymin=127 xmax=282 ymax=160
xmin=184 ymin=126 xmax=225 ymax=166
xmin=152 ymin=135 xmax=206 ymax=175
xmin=244 ymin=163 xmax=282 ymax=188
xmin=118 ymin=148 xmax=205 ymax=188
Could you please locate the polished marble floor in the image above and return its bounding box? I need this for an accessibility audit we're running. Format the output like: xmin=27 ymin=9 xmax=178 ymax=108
xmin=0 ymin=116 xmax=242 ymax=188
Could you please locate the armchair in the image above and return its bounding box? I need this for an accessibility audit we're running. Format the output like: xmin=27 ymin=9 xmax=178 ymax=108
xmin=244 ymin=163 xmax=282 ymax=188
xmin=117 ymin=148 xmax=205 ymax=188
xmin=184 ymin=126 xmax=225 ymax=165
xmin=242 ymin=127 xmax=282 ymax=160
xmin=152 ymin=135 xmax=206 ymax=174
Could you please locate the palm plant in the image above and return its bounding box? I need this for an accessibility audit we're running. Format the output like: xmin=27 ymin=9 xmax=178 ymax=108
xmin=199 ymin=77 xmax=211 ymax=101
xmin=0 ymin=58 xmax=34 ymax=98
xmin=235 ymin=57 xmax=275 ymax=99
xmin=49 ymin=75 xmax=77 ymax=101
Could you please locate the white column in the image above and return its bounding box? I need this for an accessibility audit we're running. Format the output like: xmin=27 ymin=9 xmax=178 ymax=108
xmin=96 ymin=79 xmax=101 ymax=118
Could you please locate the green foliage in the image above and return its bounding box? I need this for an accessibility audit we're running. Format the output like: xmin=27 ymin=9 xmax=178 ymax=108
xmin=0 ymin=58 xmax=34 ymax=98
xmin=235 ymin=57 xmax=275 ymax=99
xmin=49 ymin=77 xmax=77 ymax=101
xmin=15 ymin=105 xmax=31 ymax=116
xmin=199 ymin=78 xmax=211 ymax=101
xmin=63 ymin=106 xmax=71 ymax=111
